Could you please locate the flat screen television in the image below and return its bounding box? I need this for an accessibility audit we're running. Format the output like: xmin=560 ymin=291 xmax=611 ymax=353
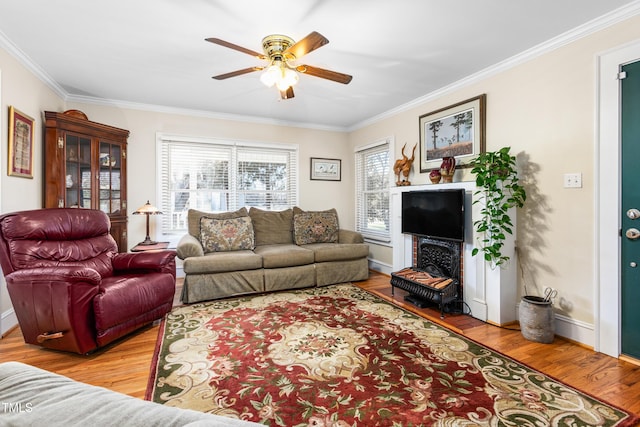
xmin=401 ymin=189 xmax=465 ymax=241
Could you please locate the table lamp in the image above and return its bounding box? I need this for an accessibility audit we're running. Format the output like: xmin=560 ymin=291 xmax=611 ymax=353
xmin=132 ymin=200 xmax=163 ymax=245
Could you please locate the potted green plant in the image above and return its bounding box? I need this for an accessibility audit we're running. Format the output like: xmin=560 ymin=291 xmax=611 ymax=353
xmin=469 ymin=147 xmax=526 ymax=268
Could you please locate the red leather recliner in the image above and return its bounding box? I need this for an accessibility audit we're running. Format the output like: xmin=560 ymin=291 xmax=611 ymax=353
xmin=0 ymin=208 xmax=177 ymax=354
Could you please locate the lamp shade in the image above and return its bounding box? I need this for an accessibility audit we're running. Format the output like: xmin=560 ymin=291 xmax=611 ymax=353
xmin=133 ymin=201 xmax=162 ymax=215
xmin=133 ymin=201 xmax=162 ymax=245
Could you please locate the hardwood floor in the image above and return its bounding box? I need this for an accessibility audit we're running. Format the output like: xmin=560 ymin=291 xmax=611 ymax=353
xmin=1 ymin=270 xmax=639 ymax=416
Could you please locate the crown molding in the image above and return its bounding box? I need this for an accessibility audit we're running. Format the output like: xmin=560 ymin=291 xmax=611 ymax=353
xmin=0 ymin=29 xmax=67 ymax=99
xmin=65 ymin=94 xmax=346 ymax=132
xmin=347 ymin=0 xmax=640 ymax=132
xmin=2 ymin=1 xmax=640 ymax=133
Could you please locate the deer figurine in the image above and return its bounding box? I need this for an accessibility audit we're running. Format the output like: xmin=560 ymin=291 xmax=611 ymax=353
xmin=393 ymin=143 xmax=417 ymax=186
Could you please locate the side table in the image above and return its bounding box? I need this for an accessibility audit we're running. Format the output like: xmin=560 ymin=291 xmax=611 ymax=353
xmin=131 ymin=242 xmax=170 ymax=252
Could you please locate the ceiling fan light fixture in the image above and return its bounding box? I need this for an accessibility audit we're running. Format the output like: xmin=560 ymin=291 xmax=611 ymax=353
xmin=259 ymin=63 xmax=281 ymax=87
xmin=208 ymin=31 xmax=352 ymax=96
xmin=276 ymin=68 xmax=299 ymax=91
xmin=260 ymin=60 xmax=299 ymax=91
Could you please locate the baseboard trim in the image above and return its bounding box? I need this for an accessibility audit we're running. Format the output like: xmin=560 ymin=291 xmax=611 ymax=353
xmin=554 ymin=312 xmax=595 ymax=348
xmin=619 ymin=354 xmax=640 ymax=367
xmin=363 ymin=269 xmax=597 ymax=349
xmin=368 ymin=258 xmax=392 ymax=276
xmin=1 ymin=307 xmax=17 ymax=337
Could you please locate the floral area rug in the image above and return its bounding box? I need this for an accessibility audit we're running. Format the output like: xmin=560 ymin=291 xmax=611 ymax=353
xmin=146 ymin=284 xmax=639 ymax=426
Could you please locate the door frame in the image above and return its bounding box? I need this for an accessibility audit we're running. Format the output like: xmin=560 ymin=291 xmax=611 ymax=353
xmin=597 ymin=40 xmax=640 ymax=357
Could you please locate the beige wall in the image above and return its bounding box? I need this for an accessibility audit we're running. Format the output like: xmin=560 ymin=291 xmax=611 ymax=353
xmin=0 ymin=47 xmax=64 ymax=329
xmin=63 ymin=103 xmax=352 ymax=245
xmin=349 ymin=15 xmax=640 ymax=326
xmin=2 ymin=13 xmax=640 ymax=339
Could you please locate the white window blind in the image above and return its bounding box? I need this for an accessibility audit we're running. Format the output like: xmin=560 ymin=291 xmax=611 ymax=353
xmin=235 ymin=147 xmax=297 ymax=211
xmin=158 ymin=136 xmax=298 ymax=237
xmin=355 ymin=140 xmax=390 ymax=242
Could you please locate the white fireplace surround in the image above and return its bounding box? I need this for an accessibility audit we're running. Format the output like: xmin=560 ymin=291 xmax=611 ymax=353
xmin=390 ymin=181 xmax=517 ymax=325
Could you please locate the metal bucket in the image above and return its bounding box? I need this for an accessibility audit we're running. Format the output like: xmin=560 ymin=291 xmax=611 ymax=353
xmin=519 ymin=296 xmax=555 ymax=343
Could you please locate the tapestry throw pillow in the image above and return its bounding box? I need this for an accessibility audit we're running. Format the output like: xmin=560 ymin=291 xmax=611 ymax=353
xmin=293 ymin=207 xmax=339 ymax=245
xmin=200 ymin=216 xmax=255 ymax=253
xmin=187 ymin=207 xmax=248 ymax=238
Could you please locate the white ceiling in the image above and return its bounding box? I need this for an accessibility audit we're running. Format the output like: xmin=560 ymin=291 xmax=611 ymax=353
xmin=1 ymin=0 xmax=638 ymax=130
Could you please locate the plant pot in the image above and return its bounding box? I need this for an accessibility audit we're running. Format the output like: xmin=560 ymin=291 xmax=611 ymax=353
xmin=519 ymin=296 xmax=555 ymax=343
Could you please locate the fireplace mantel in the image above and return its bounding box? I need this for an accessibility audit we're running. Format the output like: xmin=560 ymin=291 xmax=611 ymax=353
xmin=390 ymin=182 xmax=517 ymax=325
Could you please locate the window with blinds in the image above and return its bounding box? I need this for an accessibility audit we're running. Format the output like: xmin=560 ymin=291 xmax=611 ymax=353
xmin=355 ymin=140 xmax=390 ymax=242
xmin=158 ymin=136 xmax=298 ymax=237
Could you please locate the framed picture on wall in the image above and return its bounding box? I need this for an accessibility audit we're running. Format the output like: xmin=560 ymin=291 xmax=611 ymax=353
xmin=310 ymin=157 xmax=341 ymax=181
xmin=8 ymin=106 xmax=35 ymax=178
xmin=419 ymin=94 xmax=486 ymax=172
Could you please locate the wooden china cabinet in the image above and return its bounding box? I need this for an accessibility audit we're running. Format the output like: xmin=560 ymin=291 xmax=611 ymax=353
xmin=43 ymin=110 xmax=129 ymax=252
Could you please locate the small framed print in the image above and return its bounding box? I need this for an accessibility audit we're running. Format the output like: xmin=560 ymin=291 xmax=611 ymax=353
xmin=8 ymin=106 xmax=35 ymax=178
xmin=310 ymin=157 xmax=341 ymax=181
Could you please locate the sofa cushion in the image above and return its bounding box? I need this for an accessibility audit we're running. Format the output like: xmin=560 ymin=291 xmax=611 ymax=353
xmin=293 ymin=207 xmax=339 ymax=245
xmin=301 ymin=242 xmax=370 ymax=263
xmin=249 ymin=207 xmax=294 ymax=245
xmin=187 ymin=207 xmax=248 ymax=238
xmin=183 ymin=250 xmax=263 ymax=274
xmin=200 ymin=216 xmax=255 ymax=253
xmin=253 ymin=244 xmax=314 ymax=268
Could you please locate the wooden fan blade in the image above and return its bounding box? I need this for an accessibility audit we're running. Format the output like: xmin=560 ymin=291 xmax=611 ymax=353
xmin=280 ymin=87 xmax=295 ymax=99
xmin=205 ymin=37 xmax=266 ymax=59
xmin=212 ymin=67 xmax=263 ymax=80
xmin=284 ymin=31 xmax=329 ymax=59
xmin=296 ymin=65 xmax=353 ymax=84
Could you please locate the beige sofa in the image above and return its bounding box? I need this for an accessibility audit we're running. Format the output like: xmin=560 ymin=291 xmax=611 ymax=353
xmin=176 ymin=207 xmax=369 ymax=303
xmin=0 ymin=361 xmax=258 ymax=426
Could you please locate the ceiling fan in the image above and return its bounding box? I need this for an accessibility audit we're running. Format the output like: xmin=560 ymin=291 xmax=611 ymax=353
xmin=205 ymin=31 xmax=352 ymax=100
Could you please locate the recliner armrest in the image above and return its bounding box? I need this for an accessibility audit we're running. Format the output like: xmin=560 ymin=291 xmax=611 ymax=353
xmin=112 ymin=250 xmax=177 ymax=277
xmin=7 ymin=266 xmax=102 ymax=286
xmin=176 ymin=234 xmax=204 ymax=259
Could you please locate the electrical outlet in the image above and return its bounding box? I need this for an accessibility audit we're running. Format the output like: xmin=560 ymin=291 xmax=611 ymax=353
xmin=564 ymin=173 xmax=582 ymax=188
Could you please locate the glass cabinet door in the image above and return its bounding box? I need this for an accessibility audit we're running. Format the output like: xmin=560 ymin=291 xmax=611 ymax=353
xmin=65 ymin=134 xmax=92 ymax=208
xmin=45 ymin=110 xmax=129 ymax=252
xmin=99 ymin=142 xmax=122 ymax=214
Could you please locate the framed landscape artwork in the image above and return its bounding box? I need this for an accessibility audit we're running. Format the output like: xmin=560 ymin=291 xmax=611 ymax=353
xmin=8 ymin=106 xmax=35 ymax=178
xmin=310 ymin=157 xmax=341 ymax=181
xmin=419 ymin=94 xmax=486 ymax=172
